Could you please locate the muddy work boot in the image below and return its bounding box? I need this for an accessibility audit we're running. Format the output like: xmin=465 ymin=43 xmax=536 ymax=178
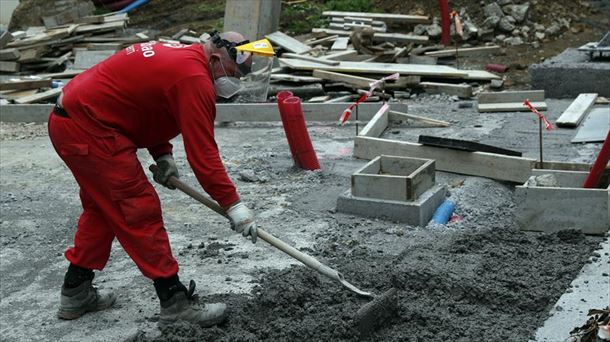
xmin=57 ymin=280 xmax=117 ymax=319
xmin=158 ymin=280 xmax=227 ymax=329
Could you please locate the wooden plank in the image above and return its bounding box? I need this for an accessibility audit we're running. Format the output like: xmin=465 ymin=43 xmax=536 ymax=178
xmin=478 ymin=101 xmax=547 ymax=112
xmin=389 ymin=110 xmax=450 ymax=127
xmin=311 ymin=28 xmax=428 ymax=44
xmin=87 ymin=43 xmax=123 ymax=51
xmin=265 ymin=31 xmax=311 ymax=54
xmin=424 ymin=45 xmax=502 ymax=57
xmin=421 ymin=82 xmax=473 ymax=98
xmin=331 ymin=37 xmax=349 ymax=51
xmin=0 ymin=61 xmax=19 ymax=73
xmin=17 ymin=47 xmax=47 ymax=63
xmin=313 ymin=69 xmax=375 ymax=88
xmin=479 ymin=90 xmax=545 ymax=104
xmin=0 ymin=79 xmax=52 ymax=91
xmin=0 ymin=48 xmax=21 ymax=61
xmin=304 ymin=35 xmax=338 ymax=46
xmin=354 ymin=136 xmax=537 ymax=183
xmin=39 ymin=69 xmax=83 ymax=79
xmin=280 ymin=58 xmax=469 ymax=78
xmin=556 ymin=93 xmax=598 ymax=128
xmin=308 ymin=95 xmax=330 ymax=102
xmin=0 ymin=31 xmax=13 ymax=49
xmin=74 ymin=21 xmax=126 ymax=34
xmin=14 ymin=88 xmax=62 ymax=104
xmin=418 ymin=135 xmax=522 ymax=156
xmin=73 ymin=50 xmax=115 ymax=69
xmin=462 ymin=69 xmax=502 ymax=80
xmin=322 ymin=11 xmax=430 ymax=24
xmin=0 ymin=102 xmax=408 ymax=123
xmin=281 ymin=53 xmax=339 ymax=66
xmin=320 ymin=50 xmax=357 ymax=61
xmin=408 ymin=55 xmax=437 ymax=65
xmin=358 ymin=103 xmax=389 ymax=137
xmin=270 ymin=74 xmax=323 ymax=83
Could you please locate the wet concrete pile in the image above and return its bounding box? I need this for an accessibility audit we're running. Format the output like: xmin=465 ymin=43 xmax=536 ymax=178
xmin=130 ymin=227 xmax=599 ymax=342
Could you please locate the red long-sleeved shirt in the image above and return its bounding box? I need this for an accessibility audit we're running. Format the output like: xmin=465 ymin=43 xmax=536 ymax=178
xmin=62 ymin=41 xmax=239 ymax=208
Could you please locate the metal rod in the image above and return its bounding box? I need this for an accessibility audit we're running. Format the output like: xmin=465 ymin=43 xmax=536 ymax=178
xmin=539 ymin=116 xmax=544 ymax=168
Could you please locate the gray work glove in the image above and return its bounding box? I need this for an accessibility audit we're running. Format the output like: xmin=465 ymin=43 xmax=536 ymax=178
xmin=226 ymin=202 xmax=257 ymax=243
xmin=153 ymin=154 xmax=179 ymax=190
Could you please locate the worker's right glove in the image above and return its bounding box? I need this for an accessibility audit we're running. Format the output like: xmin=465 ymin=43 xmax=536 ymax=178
xmin=226 ymin=202 xmax=257 ymax=243
xmin=153 ymin=154 xmax=179 ymax=190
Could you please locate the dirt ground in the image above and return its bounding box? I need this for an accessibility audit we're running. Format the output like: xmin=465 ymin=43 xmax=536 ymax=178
xmin=0 ymin=98 xmax=606 ymax=341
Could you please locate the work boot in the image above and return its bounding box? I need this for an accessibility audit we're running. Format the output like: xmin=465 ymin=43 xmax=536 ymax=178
xmin=158 ymin=280 xmax=227 ymax=329
xmin=57 ymin=280 xmax=117 ymax=320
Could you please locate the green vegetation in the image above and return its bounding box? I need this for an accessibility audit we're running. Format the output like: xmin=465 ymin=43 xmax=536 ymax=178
xmin=280 ymin=0 xmax=373 ymax=35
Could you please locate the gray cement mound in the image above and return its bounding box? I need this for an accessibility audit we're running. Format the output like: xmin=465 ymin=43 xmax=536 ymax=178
xmin=129 ymin=228 xmax=598 ymax=342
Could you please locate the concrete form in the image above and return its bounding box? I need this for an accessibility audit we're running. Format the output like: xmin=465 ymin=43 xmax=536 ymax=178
xmin=0 ymin=102 xmax=407 ymax=123
xmin=478 ymin=90 xmax=547 ymax=113
xmin=515 ymin=170 xmax=610 ymax=236
xmin=530 ymin=48 xmax=610 ymax=98
xmin=556 ymin=93 xmax=598 ymax=128
xmin=337 ymin=185 xmax=446 ymax=226
xmin=351 ymin=155 xmax=435 ymax=201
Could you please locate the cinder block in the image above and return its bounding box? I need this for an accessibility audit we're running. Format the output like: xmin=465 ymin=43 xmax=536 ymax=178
xmin=515 ymin=170 xmax=610 ymax=235
xmin=351 ymin=155 xmax=435 ymax=201
xmin=337 ymin=185 xmax=446 ymax=226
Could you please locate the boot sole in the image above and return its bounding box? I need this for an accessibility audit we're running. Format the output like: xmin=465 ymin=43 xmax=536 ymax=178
xmin=57 ymin=295 xmax=117 ymax=320
xmin=158 ymin=311 xmax=228 ymax=329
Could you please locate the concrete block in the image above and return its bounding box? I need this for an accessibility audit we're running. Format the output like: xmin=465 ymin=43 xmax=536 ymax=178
xmin=351 ymin=155 xmax=435 ymax=201
xmin=337 ymin=185 xmax=446 ymax=226
xmin=515 ymin=170 xmax=610 ymax=235
xmin=530 ymin=48 xmax=610 ymax=98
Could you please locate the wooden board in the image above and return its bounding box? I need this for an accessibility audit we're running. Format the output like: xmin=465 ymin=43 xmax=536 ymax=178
xmin=313 ymin=69 xmax=376 ymax=88
xmin=320 ymin=50 xmax=358 ymax=61
xmin=0 ymin=31 xmax=12 ymax=49
xmin=265 ymin=31 xmax=311 ymax=54
xmin=0 ymin=79 xmax=52 ymax=91
xmin=305 ymin=35 xmax=338 ymax=46
xmin=0 ymin=61 xmax=19 ymax=73
xmin=478 ymin=101 xmax=547 ymax=112
xmin=281 ymin=53 xmax=339 ymax=66
xmin=74 ymin=50 xmax=115 ymax=69
xmin=331 ymin=37 xmax=349 ymax=51
xmin=424 ymin=45 xmax=502 ymax=57
xmin=462 ymin=70 xmax=501 ymax=80
xmin=270 ymin=74 xmax=323 ymax=83
xmin=479 ymin=90 xmax=545 ymax=104
xmin=322 ymin=11 xmax=430 ymax=24
xmin=0 ymin=48 xmax=20 ymax=61
xmin=312 ymin=28 xmax=428 ymax=44
xmin=280 ymin=58 xmax=469 ymax=78
xmin=421 ymin=82 xmax=472 ymax=98
xmin=418 ymin=135 xmax=522 ymax=156
xmin=14 ymin=88 xmax=62 ymax=104
xmin=556 ymin=93 xmax=598 ymax=128
xmin=358 ymin=103 xmax=389 ymax=137
xmin=389 ymin=110 xmax=450 ymax=127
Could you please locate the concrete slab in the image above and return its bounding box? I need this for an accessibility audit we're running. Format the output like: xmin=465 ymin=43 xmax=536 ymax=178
xmin=530 ymin=48 xmax=610 ymax=98
xmin=533 ymin=237 xmax=610 ymax=342
xmin=515 ymin=170 xmax=610 ymax=236
xmin=336 ymin=184 xmax=446 ymax=226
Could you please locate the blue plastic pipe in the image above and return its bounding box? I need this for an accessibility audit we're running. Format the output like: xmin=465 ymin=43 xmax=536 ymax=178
xmin=119 ymin=0 xmax=150 ymax=13
xmin=431 ymin=200 xmax=456 ymax=224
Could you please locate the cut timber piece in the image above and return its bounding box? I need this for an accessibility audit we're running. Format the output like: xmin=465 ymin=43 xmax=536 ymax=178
xmin=571 ymin=107 xmax=610 ymax=143
xmin=281 ymin=53 xmax=339 ymax=66
xmin=479 ymin=90 xmax=545 ymax=103
xmin=74 ymin=50 xmax=115 ymax=69
xmin=305 ymin=35 xmax=338 ymax=46
xmin=280 ymin=58 xmax=469 ymax=78
xmin=311 ymin=29 xmax=428 ymax=44
xmin=0 ymin=79 xmax=53 ymax=91
xmin=462 ymin=70 xmax=501 ymax=80
xmin=268 ymin=83 xmax=325 ymax=97
xmin=516 ymin=170 xmax=609 ymax=235
xmin=0 ymin=61 xmax=20 ymax=73
xmin=265 ymin=31 xmax=311 ymax=54
xmin=87 ymin=43 xmax=123 ymax=51
xmin=478 ymin=90 xmax=546 ymax=112
xmin=556 ymin=93 xmax=598 ymax=128
xmin=14 ymin=88 xmax=62 ymax=104
xmin=313 ymin=69 xmax=418 ymax=89
xmin=322 ymin=11 xmax=430 ymax=24
xmin=74 ymin=21 xmax=126 ymax=35
xmin=321 ymin=50 xmax=358 ymax=61
xmin=417 ymin=135 xmax=522 ymax=156
xmin=389 ymin=110 xmax=450 ymax=127
xmin=424 ymin=45 xmax=502 ymax=57
xmin=352 ymin=155 xmax=436 ymax=201
xmin=0 ymin=31 xmax=13 ymax=49
xmin=17 ymin=47 xmax=47 ymax=63
xmin=270 ymin=74 xmax=323 ymax=83
xmin=358 ymin=103 xmax=389 ymax=137
xmin=478 ymin=102 xmax=547 ymax=112
xmin=421 ymin=82 xmax=472 ymax=98
xmin=331 ymin=37 xmax=349 ymax=51
xmin=308 ymin=95 xmax=330 ymax=102
xmin=0 ymin=48 xmax=20 ymax=61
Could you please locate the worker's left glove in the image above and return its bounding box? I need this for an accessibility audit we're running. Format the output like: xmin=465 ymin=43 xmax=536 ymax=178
xmin=153 ymin=154 xmax=179 ymax=190
xmin=226 ymin=202 xmax=257 ymax=243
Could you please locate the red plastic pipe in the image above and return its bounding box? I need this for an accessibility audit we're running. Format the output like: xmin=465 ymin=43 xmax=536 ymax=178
xmin=583 ymin=130 xmax=610 ymax=188
xmin=438 ymin=0 xmax=451 ymax=45
xmin=276 ymin=91 xmax=298 ymax=164
xmin=485 ymin=63 xmax=508 ymax=73
xmin=277 ymin=96 xmax=320 ymax=170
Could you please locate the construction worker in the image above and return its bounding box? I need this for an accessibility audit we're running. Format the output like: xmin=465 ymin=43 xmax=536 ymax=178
xmin=49 ymin=31 xmax=258 ymax=328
